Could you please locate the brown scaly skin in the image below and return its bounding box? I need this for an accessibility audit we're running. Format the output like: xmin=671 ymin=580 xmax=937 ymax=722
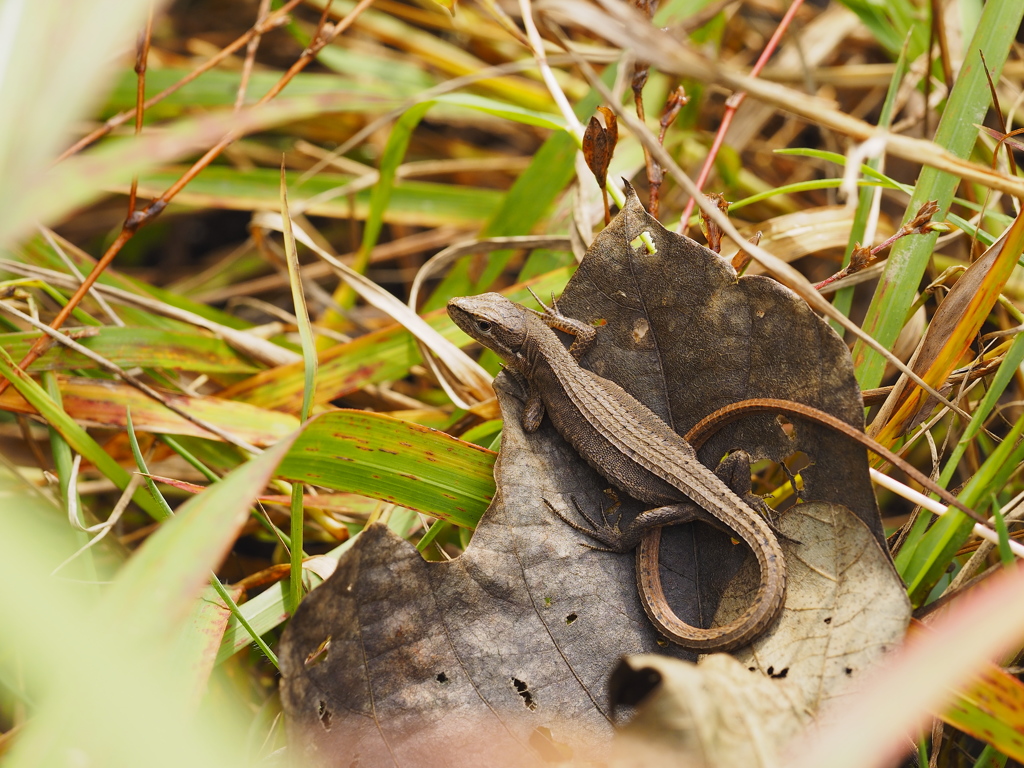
xmin=448 ymin=292 xmax=786 ymax=652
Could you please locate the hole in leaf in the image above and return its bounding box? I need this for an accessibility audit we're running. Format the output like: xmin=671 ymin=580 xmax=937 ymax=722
xmin=774 ymin=414 xmax=794 ymax=435
xmin=824 ymin=617 xmax=832 ymax=624
xmin=845 ymin=667 xmax=853 ymax=676
xmin=770 ymin=667 xmax=789 ymax=679
xmin=632 ymin=317 xmax=650 ymax=344
xmin=565 ymin=613 xmax=578 ymax=625
xmin=629 ymin=231 xmax=656 ymax=253
xmin=318 ymin=700 xmax=332 ymax=729
xmin=512 ymin=678 xmax=537 ymax=711
xmin=608 ymin=662 xmax=663 ymax=711
xmin=436 ymin=672 xmax=449 ymax=685
xmin=785 ymin=450 xmax=811 ymax=474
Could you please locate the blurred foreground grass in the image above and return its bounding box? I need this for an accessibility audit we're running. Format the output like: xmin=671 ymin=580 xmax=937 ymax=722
xmin=2 ymin=0 xmax=1024 ymax=764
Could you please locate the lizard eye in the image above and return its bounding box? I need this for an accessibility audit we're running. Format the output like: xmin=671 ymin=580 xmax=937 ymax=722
xmin=476 ymin=320 xmax=492 ymax=333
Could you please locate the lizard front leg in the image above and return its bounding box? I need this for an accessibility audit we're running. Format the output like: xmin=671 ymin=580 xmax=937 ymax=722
xmin=503 ymin=367 xmax=547 ymax=433
xmin=526 ymin=288 xmax=596 ymax=361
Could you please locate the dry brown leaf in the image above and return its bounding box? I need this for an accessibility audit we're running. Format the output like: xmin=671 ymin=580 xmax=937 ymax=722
xmin=870 ymin=216 xmax=1024 ymax=440
xmin=279 ymin=192 xmax=899 ymax=767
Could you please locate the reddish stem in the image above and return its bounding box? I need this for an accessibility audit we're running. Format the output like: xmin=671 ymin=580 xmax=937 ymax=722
xmin=679 ymin=0 xmax=805 ymax=234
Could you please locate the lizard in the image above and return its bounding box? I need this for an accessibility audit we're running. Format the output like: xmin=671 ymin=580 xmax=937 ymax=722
xmin=447 ymin=291 xmax=786 ymax=652
xmin=448 ymin=292 xmax=985 ymax=653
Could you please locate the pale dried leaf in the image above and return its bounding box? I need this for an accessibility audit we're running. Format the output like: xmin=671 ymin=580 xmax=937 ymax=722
xmin=719 ymin=206 xmax=896 ymax=270
xmin=610 ymin=653 xmax=806 ymax=768
xmin=610 ymin=503 xmax=910 ymax=768
xmin=724 ymin=502 xmax=910 ymax=713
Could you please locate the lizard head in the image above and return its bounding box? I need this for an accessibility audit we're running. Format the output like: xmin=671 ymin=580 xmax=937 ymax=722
xmin=447 ymin=293 xmax=530 ymax=365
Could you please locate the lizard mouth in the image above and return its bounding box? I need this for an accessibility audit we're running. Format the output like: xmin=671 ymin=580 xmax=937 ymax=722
xmin=446 ymin=298 xmax=476 ymax=338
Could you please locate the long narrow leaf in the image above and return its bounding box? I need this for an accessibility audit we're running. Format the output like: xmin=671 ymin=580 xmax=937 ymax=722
xmin=874 ymin=212 xmax=1024 ymax=446
xmin=275 ymin=411 xmax=496 ymax=528
xmin=851 ymin=0 xmax=1024 ymax=389
xmin=0 ymin=345 xmax=165 ymax=519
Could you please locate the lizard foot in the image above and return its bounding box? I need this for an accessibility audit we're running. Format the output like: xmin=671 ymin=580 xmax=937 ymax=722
xmin=736 ymin=474 xmax=802 ymax=546
xmin=542 ymin=497 xmax=634 ymax=553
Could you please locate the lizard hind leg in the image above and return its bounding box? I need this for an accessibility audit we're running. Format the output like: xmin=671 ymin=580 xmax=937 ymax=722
xmin=543 ymin=496 xmax=631 ymax=553
xmin=716 ymin=449 xmax=801 ymax=546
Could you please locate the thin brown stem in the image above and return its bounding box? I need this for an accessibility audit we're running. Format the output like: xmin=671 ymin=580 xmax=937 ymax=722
xmin=632 ymin=66 xmax=658 ymax=217
xmin=813 ymin=202 xmax=941 ymax=290
xmin=126 ymin=6 xmax=154 ymax=219
xmin=55 ymin=0 xmax=304 ymax=163
xmin=235 ymin=0 xmax=273 ymax=111
xmin=629 ymin=0 xmax=660 ymax=218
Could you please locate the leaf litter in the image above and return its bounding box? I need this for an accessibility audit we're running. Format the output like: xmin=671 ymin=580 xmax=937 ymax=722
xmin=280 ymin=190 xmax=910 ymax=767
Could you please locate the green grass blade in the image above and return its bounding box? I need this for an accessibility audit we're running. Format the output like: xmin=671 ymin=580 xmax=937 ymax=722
xmin=898 ymin=414 xmax=1024 ymax=603
xmin=838 ymin=0 xmax=929 ymax=58
xmin=104 ymin=67 xmax=405 ymax=115
xmin=125 ymin=409 xmax=174 ymax=520
xmin=851 ymin=0 xmax=1024 ymax=389
xmin=129 ymin=166 xmax=503 ymax=228
xmin=435 ymin=93 xmax=565 ymax=130
xmin=0 ymin=344 xmax=165 ymax=519
xmin=940 ymin=332 xmax=1024 ymax=487
xmin=830 ymin=36 xmax=910 ymax=332
xmin=275 ymin=411 xmax=496 ymax=528
xmin=215 ymin=536 xmax=357 ymax=664
xmin=873 ymin=211 xmax=1024 ymax=446
xmin=991 ymin=502 xmax=1014 ymax=566
xmin=0 ymin=327 xmax=260 ymax=374
xmin=95 ymin=437 xmax=297 ymax=699
xmin=281 ymin=167 xmax=315 ymax=611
